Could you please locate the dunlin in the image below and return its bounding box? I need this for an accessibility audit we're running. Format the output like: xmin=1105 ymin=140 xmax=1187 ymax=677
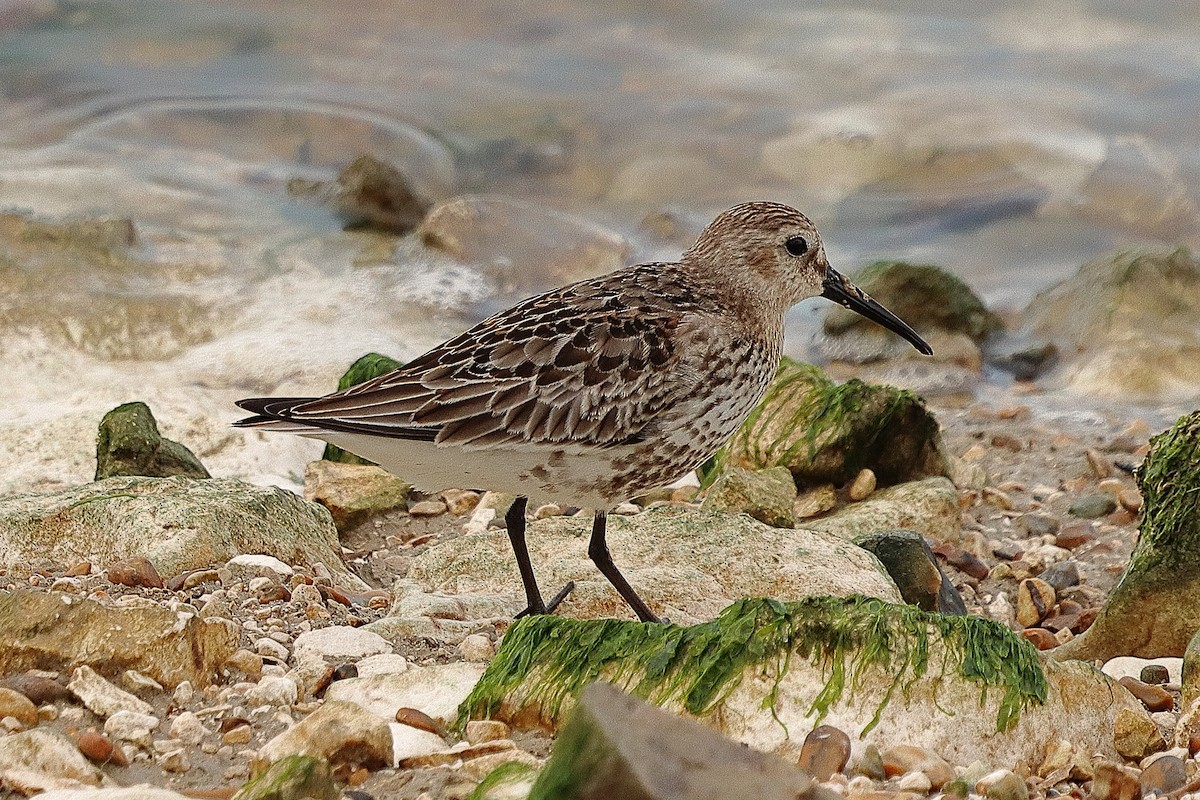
xmin=235 ymin=202 xmax=931 ymax=623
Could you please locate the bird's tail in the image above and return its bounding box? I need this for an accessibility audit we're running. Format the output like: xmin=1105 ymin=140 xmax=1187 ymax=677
xmin=233 ymin=397 xmax=322 ymax=433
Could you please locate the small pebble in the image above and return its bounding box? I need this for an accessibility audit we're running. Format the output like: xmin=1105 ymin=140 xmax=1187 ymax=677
xmin=976 ymin=768 xmax=1028 ymax=800
xmin=1015 ymin=578 xmax=1055 ymax=627
xmin=798 ymin=724 xmax=851 ymax=781
xmin=222 ymin=724 xmax=252 ymax=745
xmin=465 ymin=720 xmax=510 ymax=744
xmin=1068 ymin=494 xmax=1117 ymax=519
xmin=395 ymin=707 xmax=444 ymax=736
xmin=848 ymin=469 xmax=876 ymax=502
xmin=0 ymin=688 xmax=39 ymax=728
xmin=105 ymin=556 xmax=164 ymax=589
xmin=254 ymin=637 xmax=289 ymax=662
xmin=1140 ymin=665 xmax=1170 ymax=685
xmin=1019 ymin=628 xmax=1058 ymax=651
xmin=409 ymin=499 xmax=447 ymax=517
xmin=1139 ymin=754 xmax=1187 ymax=795
xmin=458 ymin=633 xmax=495 ymax=662
xmin=1118 ymin=677 xmax=1174 ymax=712
xmin=1055 ymin=522 xmax=1096 ymax=549
xmin=1085 ymin=448 xmax=1114 ymax=479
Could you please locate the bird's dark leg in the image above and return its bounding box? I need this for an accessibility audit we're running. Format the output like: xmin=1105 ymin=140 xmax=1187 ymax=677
xmin=505 ymin=496 xmax=574 ymax=618
xmin=587 ymin=511 xmax=660 ymax=623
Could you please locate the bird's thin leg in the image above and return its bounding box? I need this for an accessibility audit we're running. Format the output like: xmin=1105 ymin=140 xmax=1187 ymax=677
xmin=587 ymin=511 xmax=660 ymax=623
xmin=505 ymin=496 xmax=574 ymax=618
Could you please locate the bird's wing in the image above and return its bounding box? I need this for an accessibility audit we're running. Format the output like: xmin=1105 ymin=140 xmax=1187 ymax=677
xmin=246 ymin=270 xmax=708 ymax=450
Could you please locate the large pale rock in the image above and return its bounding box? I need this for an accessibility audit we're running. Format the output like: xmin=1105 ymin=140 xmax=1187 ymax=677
xmin=527 ymin=682 xmax=832 ymax=800
xmin=303 ymin=460 xmax=410 ymax=530
xmin=408 ymin=506 xmax=901 ymax=624
xmin=68 ymin=666 xmax=153 ymax=718
xmin=462 ymin=597 xmax=1151 ymax=769
xmin=0 ymin=590 xmax=237 ymax=688
xmin=0 ymin=729 xmax=102 ymax=786
xmin=36 ymin=789 xmax=196 ymax=800
xmin=805 ymin=477 xmax=961 ymax=544
xmin=258 ymin=700 xmax=391 ymax=770
xmin=324 ymin=662 xmax=485 ymax=727
xmin=0 ymin=476 xmax=362 ymax=587
xmin=715 ymin=360 xmax=947 ymax=488
xmin=701 ymin=466 xmax=797 ymax=528
xmin=292 ymin=626 xmax=392 ymax=667
xmin=1018 ymin=248 xmax=1200 ymax=401
xmin=1055 ymin=411 xmax=1200 ymax=661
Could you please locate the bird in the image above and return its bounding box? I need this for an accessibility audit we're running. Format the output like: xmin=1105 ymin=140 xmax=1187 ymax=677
xmin=235 ymin=201 xmax=932 ymax=624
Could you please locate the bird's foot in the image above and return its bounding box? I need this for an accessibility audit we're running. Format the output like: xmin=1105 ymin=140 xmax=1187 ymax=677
xmin=514 ymin=580 xmax=575 ymax=619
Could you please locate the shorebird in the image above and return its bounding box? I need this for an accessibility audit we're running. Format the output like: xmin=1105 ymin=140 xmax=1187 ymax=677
xmin=235 ymin=202 xmax=932 ymax=623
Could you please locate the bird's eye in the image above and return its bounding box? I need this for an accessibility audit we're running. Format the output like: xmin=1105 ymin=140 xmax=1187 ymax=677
xmin=784 ymin=236 xmax=808 ymax=256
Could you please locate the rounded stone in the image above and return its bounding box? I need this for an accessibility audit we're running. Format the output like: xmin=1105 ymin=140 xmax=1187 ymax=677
xmin=797 ymin=724 xmax=851 ymax=781
xmin=0 ymin=687 xmax=39 ymax=728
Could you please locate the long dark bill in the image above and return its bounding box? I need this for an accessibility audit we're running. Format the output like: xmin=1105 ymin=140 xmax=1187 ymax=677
xmin=821 ymin=268 xmax=934 ymax=355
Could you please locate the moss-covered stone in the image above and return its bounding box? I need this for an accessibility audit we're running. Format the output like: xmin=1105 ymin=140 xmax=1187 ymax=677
xmin=700 ymin=466 xmax=796 ymax=528
xmin=95 ymin=401 xmax=210 ymax=480
xmin=1053 ymin=411 xmax=1200 ymax=661
xmin=321 ymin=353 xmax=403 ymax=465
xmin=460 ymin=596 xmax=1046 ymax=737
xmin=232 ymin=754 xmax=337 ymax=800
xmin=528 ymin=682 xmax=825 ymax=800
xmin=824 ymin=261 xmax=1002 ymax=342
xmin=710 ymin=359 xmax=946 ymax=488
xmin=468 ymin=761 xmax=540 ymax=800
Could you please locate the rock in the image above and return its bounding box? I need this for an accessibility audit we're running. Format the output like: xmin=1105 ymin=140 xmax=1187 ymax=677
xmin=848 ymin=469 xmax=876 ymax=501
xmin=95 ymin=401 xmax=210 ymax=481
xmin=1039 ymin=561 xmax=1080 ymax=593
xmin=0 ymin=477 xmax=361 ymax=587
xmin=68 ymin=666 xmax=153 ymax=718
xmin=1113 ymin=707 xmax=1167 ymax=759
xmin=1053 ymin=412 xmax=1200 ymax=661
xmin=462 ymin=596 xmax=1152 ymax=768
xmin=1141 ymin=664 xmax=1170 ymax=684
xmin=1068 ymin=494 xmax=1116 ymax=519
xmin=1 ymin=674 xmax=69 ymax=706
xmin=355 ymin=653 xmax=409 ymax=678
xmin=105 ymin=556 xmax=164 ymax=589
xmin=806 ymin=477 xmax=961 ymax=544
xmin=466 ymin=720 xmax=510 ymax=744
xmin=394 ymin=707 xmax=444 ymax=735
xmin=329 ymin=153 xmax=430 ymax=233
xmin=525 ymin=682 xmax=831 ymax=800
xmin=292 ymin=626 xmax=391 ymax=668
xmin=459 ymin=633 xmax=495 ymax=662
xmin=823 ymin=261 xmax=1001 ymax=353
xmin=389 ymin=723 xmax=448 ymax=766
xmin=324 ymin=662 xmax=485 ymax=727
xmin=258 ymin=700 xmax=391 ymax=770
xmin=230 ymin=753 xmax=338 ymax=800
xmin=418 ymin=195 xmax=630 ymax=317
xmin=168 ymin=712 xmax=207 ymax=746
xmin=0 ymin=729 xmax=103 ymax=786
xmin=103 ymin=710 xmax=159 ymax=747
xmin=1101 ymin=656 xmax=1182 ymax=684
xmin=1117 ymin=677 xmax=1174 ymax=712
xmin=303 ymin=460 xmax=410 ymax=531
xmin=975 ymin=769 xmax=1028 ymax=800
xmin=1018 ymin=248 xmax=1200 ymax=401
xmin=854 ymin=529 xmax=965 ymax=614
xmin=988 ymin=341 xmax=1059 ymax=382
xmin=717 ymin=360 xmax=947 ymax=487
xmin=315 ymin=353 xmax=404 ymax=465
xmin=225 ymin=555 xmax=295 ymax=583
xmin=33 ymin=787 xmax=194 ymax=800
xmin=1089 ymin=762 xmax=1141 ymax=800
xmin=408 ymin=506 xmax=902 ymax=623
xmin=0 ymin=687 xmax=38 ymax=728
xmin=246 ymin=675 xmax=298 ymax=708
xmin=0 ymin=590 xmax=237 ymax=688
xmin=75 ymin=730 xmax=120 ymax=765
xmin=1139 ymin=753 xmax=1187 ymax=795
xmin=701 ymin=466 xmax=797 ymax=528
xmin=797 ymin=724 xmax=851 ymax=781
xmin=1018 ymin=512 xmax=1060 ymax=538
xmin=794 ymin=484 xmax=838 ymax=519
xmin=1015 ymin=579 xmax=1056 ymax=627
xmin=880 ymin=744 xmax=954 ymax=787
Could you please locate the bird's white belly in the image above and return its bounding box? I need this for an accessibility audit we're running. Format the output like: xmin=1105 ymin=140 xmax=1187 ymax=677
xmin=309 ymin=431 xmax=655 ymax=510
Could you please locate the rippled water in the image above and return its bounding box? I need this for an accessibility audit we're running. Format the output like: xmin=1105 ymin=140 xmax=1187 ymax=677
xmin=1 ymin=0 xmax=1198 ymax=491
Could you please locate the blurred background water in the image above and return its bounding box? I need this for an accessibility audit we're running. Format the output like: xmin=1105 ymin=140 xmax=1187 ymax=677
xmin=1 ymin=0 xmax=1197 ymax=491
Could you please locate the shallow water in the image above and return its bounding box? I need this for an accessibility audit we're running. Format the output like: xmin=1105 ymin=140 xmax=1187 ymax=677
xmin=1 ymin=0 xmax=1198 ymax=491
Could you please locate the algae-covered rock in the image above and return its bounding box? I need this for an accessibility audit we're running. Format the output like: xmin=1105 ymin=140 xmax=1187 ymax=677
xmin=0 ymin=476 xmax=363 ymax=588
xmin=528 ymin=682 xmax=830 ymax=800
xmin=408 ymin=506 xmax=901 ymax=624
xmin=95 ymin=401 xmax=210 ymax=480
xmin=1018 ymin=248 xmax=1200 ymax=401
xmin=715 ymin=359 xmax=946 ymax=488
xmin=0 ymin=589 xmax=237 ymax=688
xmin=333 ymin=154 xmax=431 ymax=233
xmin=1054 ymin=411 xmax=1200 ymax=661
xmin=824 ymin=261 xmax=1002 ymax=343
xmin=854 ymin=529 xmax=965 ymax=615
xmin=321 ymin=353 xmax=403 ymax=465
xmin=700 ymin=466 xmax=796 ymax=528
xmin=461 ymin=596 xmax=1148 ymax=768
xmin=232 ymin=754 xmax=337 ymax=800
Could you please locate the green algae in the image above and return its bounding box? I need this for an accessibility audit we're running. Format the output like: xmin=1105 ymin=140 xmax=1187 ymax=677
xmin=1129 ymin=410 xmax=1200 ymax=575
xmin=460 ymin=596 xmax=1046 ymax=737
xmin=321 ymin=352 xmax=403 ymax=464
xmin=468 ymin=761 xmax=539 ymax=800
